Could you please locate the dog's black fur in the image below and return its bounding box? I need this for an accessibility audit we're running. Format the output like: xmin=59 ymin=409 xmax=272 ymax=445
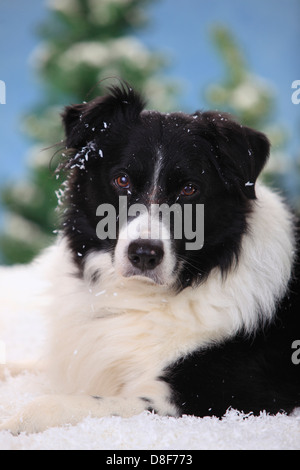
xmin=164 ymin=282 xmax=300 ymax=417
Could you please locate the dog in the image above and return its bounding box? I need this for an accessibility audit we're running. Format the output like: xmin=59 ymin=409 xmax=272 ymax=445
xmin=1 ymin=83 xmax=299 ymax=434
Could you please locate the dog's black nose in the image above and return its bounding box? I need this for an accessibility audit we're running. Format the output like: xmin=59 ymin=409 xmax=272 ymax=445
xmin=128 ymin=240 xmax=164 ymax=271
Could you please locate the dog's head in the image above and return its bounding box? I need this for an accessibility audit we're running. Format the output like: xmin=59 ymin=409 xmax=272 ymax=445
xmin=59 ymin=84 xmax=270 ymax=290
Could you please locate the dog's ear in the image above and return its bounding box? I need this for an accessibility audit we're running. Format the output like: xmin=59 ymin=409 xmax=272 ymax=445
xmin=201 ymin=112 xmax=270 ymax=199
xmin=62 ymin=84 xmax=146 ymax=149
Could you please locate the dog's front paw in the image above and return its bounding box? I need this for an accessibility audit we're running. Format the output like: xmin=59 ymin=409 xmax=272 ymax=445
xmin=0 ymin=362 xmax=39 ymax=382
xmin=0 ymin=395 xmax=76 ymax=435
xmin=0 ymin=414 xmax=31 ymax=436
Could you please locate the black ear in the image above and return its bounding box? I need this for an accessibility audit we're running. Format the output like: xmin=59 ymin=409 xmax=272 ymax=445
xmin=62 ymin=102 xmax=87 ymax=146
xmin=201 ymin=112 xmax=270 ymax=199
xmin=62 ymin=84 xmax=146 ymax=149
xmin=242 ymin=125 xmax=270 ymax=181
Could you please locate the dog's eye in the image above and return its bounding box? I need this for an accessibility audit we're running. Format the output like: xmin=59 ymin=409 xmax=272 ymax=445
xmin=114 ymin=174 xmax=131 ymax=190
xmin=180 ymin=183 xmax=198 ymax=197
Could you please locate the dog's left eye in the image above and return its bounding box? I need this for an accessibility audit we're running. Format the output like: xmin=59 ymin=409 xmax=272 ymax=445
xmin=114 ymin=174 xmax=131 ymax=190
xmin=180 ymin=183 xmax=198 ymax=197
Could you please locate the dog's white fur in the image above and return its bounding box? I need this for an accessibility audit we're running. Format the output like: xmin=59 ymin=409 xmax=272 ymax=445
xmin=0 ymin=184 xmax=295 ymax=434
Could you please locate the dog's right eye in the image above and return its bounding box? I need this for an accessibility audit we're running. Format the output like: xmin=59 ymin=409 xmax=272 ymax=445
xmin=114 ymin=174 xmax=131 ymax=190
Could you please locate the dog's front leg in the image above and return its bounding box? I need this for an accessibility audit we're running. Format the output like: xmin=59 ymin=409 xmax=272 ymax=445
xmin=0 ymin=394 xmax=177 ymax=435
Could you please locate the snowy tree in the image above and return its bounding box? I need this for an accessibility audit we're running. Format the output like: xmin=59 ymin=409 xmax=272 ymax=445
xmin=203 ymin=25 xmax=297 ymax=206
xmin=0 ymin=0 xmax=178 ymax=265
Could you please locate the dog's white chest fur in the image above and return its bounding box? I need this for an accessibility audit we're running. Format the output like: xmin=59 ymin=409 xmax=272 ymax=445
xmin=46 ymin=276 xmax=208 ymax=397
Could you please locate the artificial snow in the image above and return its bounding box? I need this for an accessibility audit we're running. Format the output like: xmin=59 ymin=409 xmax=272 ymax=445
xmin=0 ymin=263 xmax=299 ymax=450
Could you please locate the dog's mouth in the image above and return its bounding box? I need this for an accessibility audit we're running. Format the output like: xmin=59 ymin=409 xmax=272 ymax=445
xmin=121 ymin=268 xmax=166 ymax=286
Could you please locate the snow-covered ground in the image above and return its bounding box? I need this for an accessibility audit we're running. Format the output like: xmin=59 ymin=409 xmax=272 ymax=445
xmin=0 ymin=263 xmax=299 ymax=450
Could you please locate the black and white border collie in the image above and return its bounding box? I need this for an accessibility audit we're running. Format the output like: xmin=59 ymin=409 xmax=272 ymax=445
xmin=1 ymin=84 xmax=300 ymax=434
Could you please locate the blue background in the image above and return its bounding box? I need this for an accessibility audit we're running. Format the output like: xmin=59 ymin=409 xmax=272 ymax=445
xmin=0 ymin=0 xmax=299 ymax=226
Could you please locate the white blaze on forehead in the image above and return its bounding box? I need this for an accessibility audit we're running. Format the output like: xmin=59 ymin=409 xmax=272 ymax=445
xmin=119 ymin=208 xmax=171 ymax=242
xmin=148 ymin=147 xmax=164 ymax=202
